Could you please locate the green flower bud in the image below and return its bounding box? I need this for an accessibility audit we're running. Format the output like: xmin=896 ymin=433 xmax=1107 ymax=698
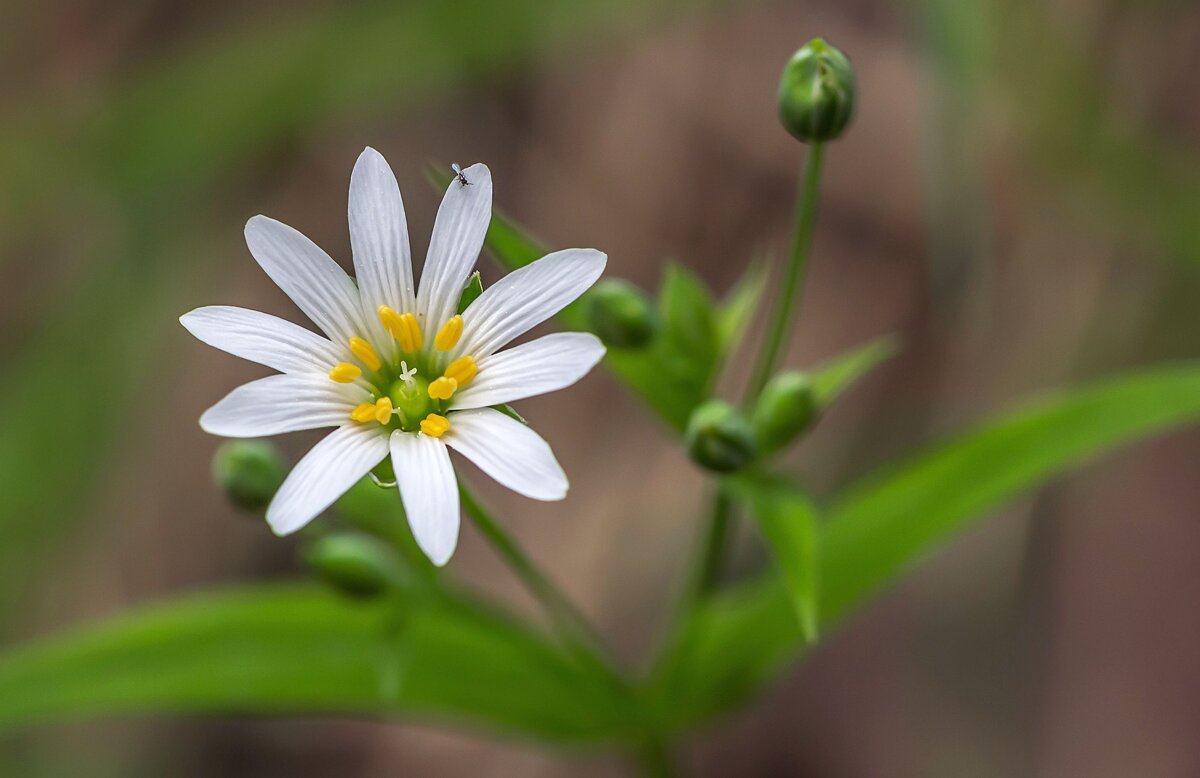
xmin=304 ymin=532 xmax=404 ymax=598
xmin=778 ymin=38 xmax=856 ymax=143
xmin=212 ymin=440 xmax=287 ymax=512
xmin=584 ymin=279 xmax=657 ymax=348
xmin=752 ymin=371 xmax=819 ymax=454
xmin=686 ymin=400 xmax=758 ymax=473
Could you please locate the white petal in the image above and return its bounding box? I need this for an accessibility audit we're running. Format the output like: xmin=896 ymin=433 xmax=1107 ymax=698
xmin=390 ymin=431 xmax=459 ymax=566
xmin=244 ymin=215 xmax=370 ymax=346
xmin=444 ymin=408 xmax=567 ymax=501
xmin=457 ymin=248 xmax=606 ymax=358
xmin=416 ymin=163 xmax=492 ymax=342
xmin=180 ymin=306 xmax=344 ymax=376
xmin=200 ymin=374 xmax=366 ymax=437
xmin=349 ymin=147 xmax=414 ymax=351
xmin=450 ymin=332 xmax=605 ymax=411
xmin=266 ymin=424 xmax=389 ymax=535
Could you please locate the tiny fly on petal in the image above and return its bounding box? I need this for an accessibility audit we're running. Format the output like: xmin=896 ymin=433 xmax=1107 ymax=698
xmin=451 ymin=163 xmax=471 ymax=187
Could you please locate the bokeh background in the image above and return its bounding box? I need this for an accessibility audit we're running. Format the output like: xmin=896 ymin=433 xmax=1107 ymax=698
xmin=2 ymin=0 xmax=1200 ymax=775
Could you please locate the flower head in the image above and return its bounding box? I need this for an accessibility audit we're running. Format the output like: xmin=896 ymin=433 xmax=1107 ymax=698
xmin=182 ymin=148 xmax=606 ymax=565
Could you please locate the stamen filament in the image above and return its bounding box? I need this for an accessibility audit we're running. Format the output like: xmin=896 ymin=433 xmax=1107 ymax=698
xmin=348 ymin=337 xmax=382 ymax=371
xmin=329 ymin=362 xmax=362 ymax=383
xmin=434 ymin=315 xmax=464 ymax=351
xmin=420 ymin=413 xmax=450 ymax=437
xmin=444 ymin=356 xmax=477 ymax=387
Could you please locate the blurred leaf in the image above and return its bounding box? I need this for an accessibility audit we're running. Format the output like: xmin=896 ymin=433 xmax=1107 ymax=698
xmin=810 ymin=334 xmax=900 ymax=408
xmin=656 ymin=363 xmax=1200 ymax=728
xmin=715 ymin=260 xmax=767 ymax=353
xmin=0 ymin=585 xmax=642 ymax=743
xmin=729 ymin=475 xmax=819 ymax=642
xmin=658 ymin=265 xmax=719 ymax=381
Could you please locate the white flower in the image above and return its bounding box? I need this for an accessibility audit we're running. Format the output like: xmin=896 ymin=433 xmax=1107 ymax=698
xmin=182 ymin=148 xmax=606 ymax=565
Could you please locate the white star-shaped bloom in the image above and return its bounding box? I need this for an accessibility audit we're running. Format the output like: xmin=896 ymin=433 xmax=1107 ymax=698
xmin=181 ymin=148 xmax=606 ymax=565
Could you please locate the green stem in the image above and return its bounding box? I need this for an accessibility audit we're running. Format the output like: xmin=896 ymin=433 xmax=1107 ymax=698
xmin=683 ymin=145 xmax=828 ymax=613
xmin=686 ymin=489 xmax=732 ymax=600
xmin=744 ymin=141 xmax=827 ymax=402
xmin=458 ymin=479 xmax=614 ymax=667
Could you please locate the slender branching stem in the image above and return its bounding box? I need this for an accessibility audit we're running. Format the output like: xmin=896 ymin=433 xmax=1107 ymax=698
xmin=744 ymin=141 xmax=827 ymax=402
xmin=458 ymin=479 xmax=618 ymax=674
xmin=685 ymin=143 xmax=828 ymax=605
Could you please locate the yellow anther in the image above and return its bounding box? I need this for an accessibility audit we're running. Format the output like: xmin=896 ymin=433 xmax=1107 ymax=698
xmin=427 ymin=376 xmax=458 ymax=401
xmin=348 ymin=337 xmax=381 ymax=371
xmin=329 ymin=362 xmax=362 ymax=383
xmin=350 ymin=402 xmax=377 ymax=423
xmin=444 ymin=356 xmax=477 ymax=387
xmin=434 ymin=315 xmax=464 ymax=351
xmin=420 ymin=413 xmax=450 ymax=437
xmin=374 ymin=397 xmax=394 ymax=425
xmin=378 ymin=305 xmax=422 ymax=352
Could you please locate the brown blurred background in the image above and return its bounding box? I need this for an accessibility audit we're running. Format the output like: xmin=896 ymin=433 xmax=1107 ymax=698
xmin=2 ymin=0 xmax=1200 ymax=775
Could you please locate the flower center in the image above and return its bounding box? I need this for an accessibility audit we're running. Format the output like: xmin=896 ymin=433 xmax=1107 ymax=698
xmin=331 ymin=308 xmax=478 ymax=438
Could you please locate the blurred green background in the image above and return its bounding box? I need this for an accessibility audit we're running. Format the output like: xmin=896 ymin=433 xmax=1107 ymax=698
xmin=2 ymin=0 xmax=1199 ymax=774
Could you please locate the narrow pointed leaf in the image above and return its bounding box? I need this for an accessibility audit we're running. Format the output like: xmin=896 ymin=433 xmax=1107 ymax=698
xmin=731 ymin=475 xmax=819 ymax=642
xmin=811 ymin=334 xmax=900 ymax=408
xmin=0 ymin=585 xmax=640 ymax=743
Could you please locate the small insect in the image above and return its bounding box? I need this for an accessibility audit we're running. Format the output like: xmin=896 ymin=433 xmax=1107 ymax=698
xmin=451 ymin=162 xmax=471 ymax=187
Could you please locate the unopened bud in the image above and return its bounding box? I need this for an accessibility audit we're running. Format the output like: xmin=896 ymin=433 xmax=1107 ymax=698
xmin=686 ymin=400 xmax=758 ymax=473
xmin=778 ymin=38 xmax=856 ymax=143
xmin=752 ymin=371 xmax=819 ymax=454
xmin=304 ymin=532 xmax=404 ymax=598
xmin=585 ymin=279 xmax=657 ymax=348
xmin=212 ymin=440 xmax=287 ymax=512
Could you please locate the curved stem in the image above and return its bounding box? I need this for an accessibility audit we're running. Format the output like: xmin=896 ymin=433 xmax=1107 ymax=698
xmin=744 ymin=141 xmax=827 ymax=402
xmin=686 ymin=489 xmax=732 ymax=601
xmin=458 ymin=479 xmax=615 ymax=668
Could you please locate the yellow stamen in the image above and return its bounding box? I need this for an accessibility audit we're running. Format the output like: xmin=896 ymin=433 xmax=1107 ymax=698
xmin=348 ymin=337 xmax=381 ymax=371
xmin=434 ymin=315 xmax=464 ymax=351
xmin=420 ymin=413 xmax=450 ymax=437
xmin=428 ymin=376 xmax=458 ymax=400
xmin=378 ymin=305 xmax=422 ymax=352
xmin=350 ymin=402 xmax=377 ymax=423
xmin=329 ymin=362 xmax=362 ymax=383
xmin=444 ymin=356 xmax=477 ymax=387
xmin=374 ymin=397 xmax=394 ymax=424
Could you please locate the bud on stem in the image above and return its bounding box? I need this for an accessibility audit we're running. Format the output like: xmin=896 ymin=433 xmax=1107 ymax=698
xmin=777 ymin=38 xmax=856 ymax=143
xmin=686 ymin=400 xmax=758 ymax=473
xmin=584 ymin=279 xmax=657 ymax=348
xmin=752 ymin=371 xmax=819 ymax=454
xmin=305 ymin=532 xmax=405 ymax=598
xmin=212 ymin=440 xmax=287 ymax=512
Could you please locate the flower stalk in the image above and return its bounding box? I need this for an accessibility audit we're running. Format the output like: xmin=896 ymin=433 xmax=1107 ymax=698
xmin=457 ymin=479 xmax=619 ymax=677
xmin=745 ymin=141 xmax=827 ymax=402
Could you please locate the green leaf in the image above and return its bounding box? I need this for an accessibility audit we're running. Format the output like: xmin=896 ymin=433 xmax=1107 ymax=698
xmin=715 ymin=260 xmax=767 ymax=354
xmin=810 ymin=334 xmax=900 ymax=408
xmin=657 ymin=363 xmax=1200 ymax=728
xmin=0 ymin=585 xmax=642 ymax=743
xmin=457 ymin=270 xmax=484 ymax=313
xmin=658 ymin=264 xmax=719 ymax=380
xmin=730 ymin=476 xmax=819 ymax=642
